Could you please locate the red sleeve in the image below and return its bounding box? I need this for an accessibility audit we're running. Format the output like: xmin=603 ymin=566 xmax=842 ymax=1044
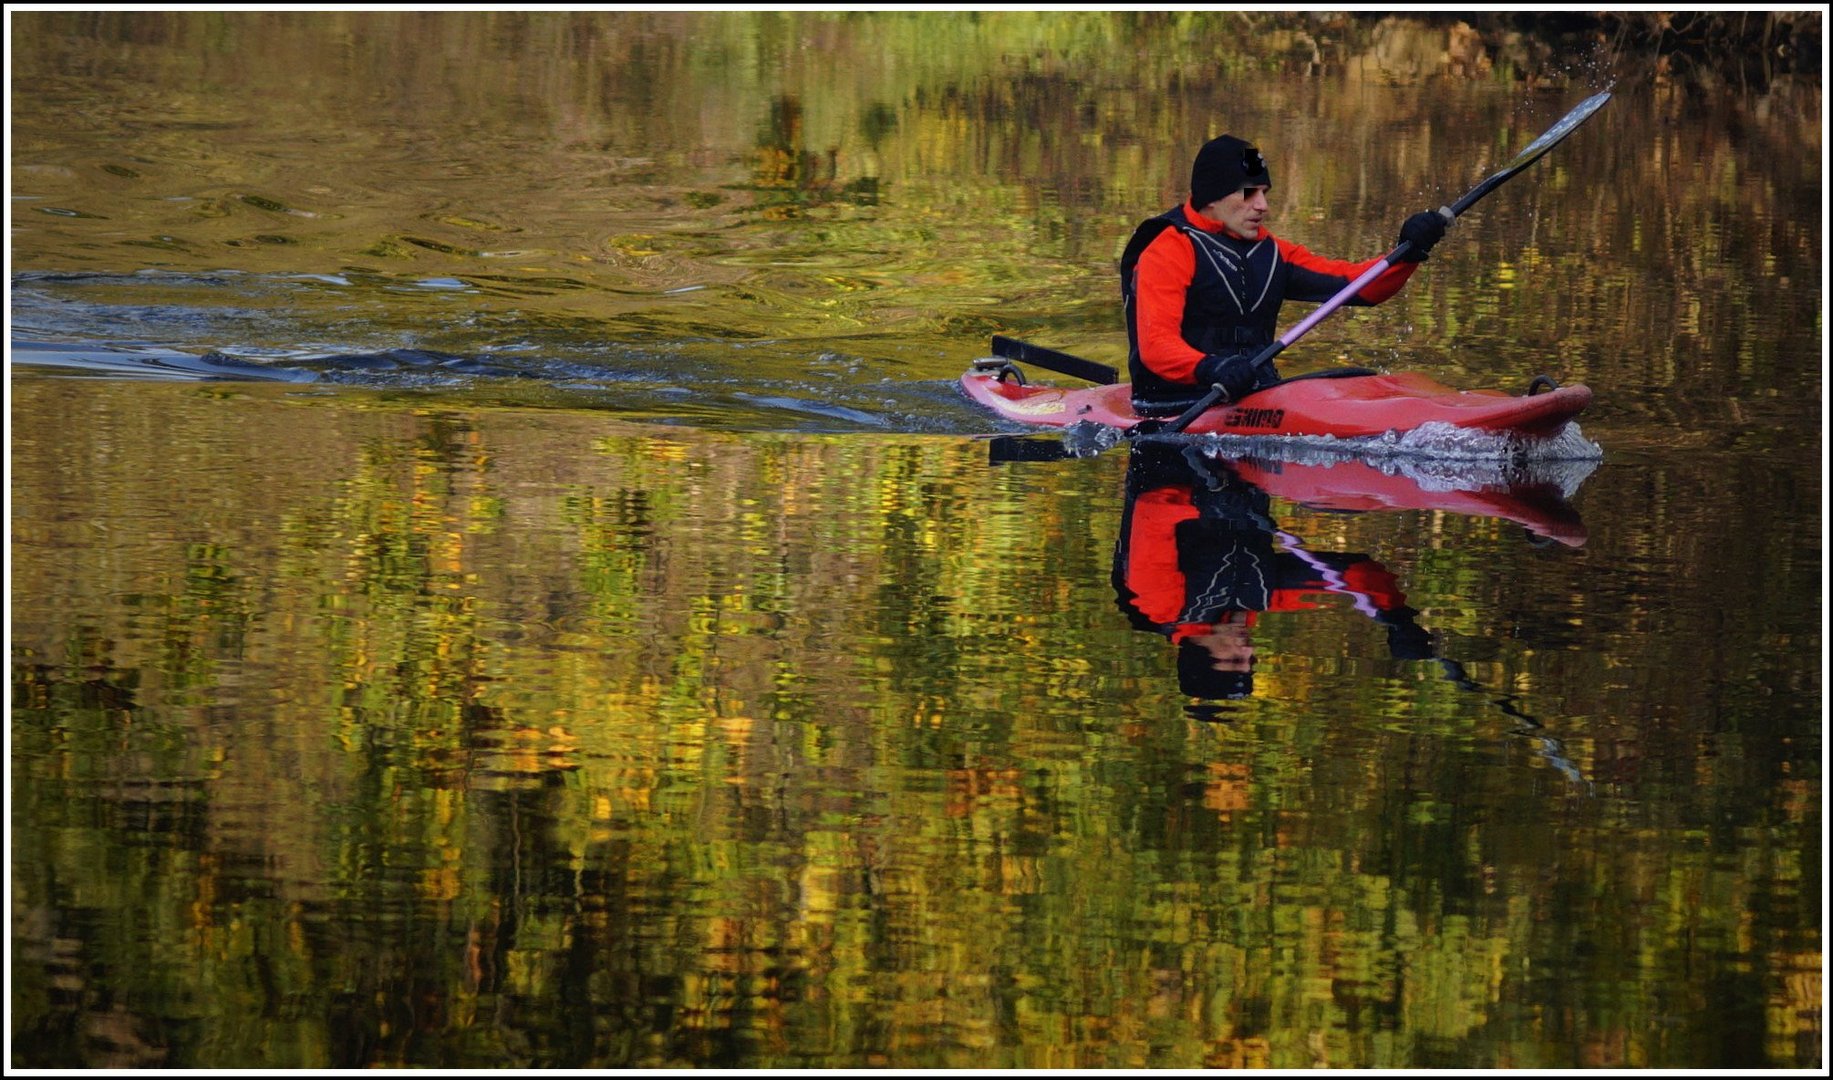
xmin=1124 ymin=487 xmax=1199 ymax=624
xmin=1265 ymin=589 xmax=1323 ymax=612
xmin=1275 ymin=236 xmax=1419 ymax=304
xmin=1133 ymin=228 xmax=1206 ymax=383
xmin=1339 ymin=559 xmax=1407 ymax=610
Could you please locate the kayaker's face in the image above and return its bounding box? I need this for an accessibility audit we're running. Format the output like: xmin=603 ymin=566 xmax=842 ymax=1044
xmin=1202 ymin=185 xmax=1270 ymax=239
xmin=1190 ymin=624 xmax=1254 ymax=671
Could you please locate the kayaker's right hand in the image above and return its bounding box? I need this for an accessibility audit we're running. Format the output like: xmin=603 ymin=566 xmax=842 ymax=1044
xmin=1385 ymin=618 xmax=1434 ymax=660
xmin=1195 ymin=352 xmax=1262 ymax=403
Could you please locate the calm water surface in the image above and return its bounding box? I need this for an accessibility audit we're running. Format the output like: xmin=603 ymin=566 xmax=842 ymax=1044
xmin=9 ymin=11 xmax=1822 ymax=1071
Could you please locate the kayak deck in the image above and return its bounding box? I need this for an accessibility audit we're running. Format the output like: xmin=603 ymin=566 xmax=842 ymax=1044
xmin=961 ymin=368 xmax=1591 ymax=439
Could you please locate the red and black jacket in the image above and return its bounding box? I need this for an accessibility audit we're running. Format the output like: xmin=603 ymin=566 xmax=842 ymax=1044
xmin=1112 ymin=445 xmax=1414 ymax=646
xmin=1119 ymin=201 xmax=1419 ymax=405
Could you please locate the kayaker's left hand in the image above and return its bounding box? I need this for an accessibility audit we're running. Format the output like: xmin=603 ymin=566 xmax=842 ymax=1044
xmin=1395 ymin=210 xmax=1448 ymax=262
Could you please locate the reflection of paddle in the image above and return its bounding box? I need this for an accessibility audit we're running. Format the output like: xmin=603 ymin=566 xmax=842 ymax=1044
xmin=985 ymin=434 xmax=1084 ymax=463
xmin=1431 ymin=657 xmax=1591 ymax=789
xmin=1158 ymin=437 xmax=1592 ymax=780
xmin=1260 ymin=513 xmax=1591 ymax=790
xmin=1148 ymin=86 xmax=1613 ymax=435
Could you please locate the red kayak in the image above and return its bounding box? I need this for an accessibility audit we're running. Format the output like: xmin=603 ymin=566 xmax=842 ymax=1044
xmin=961 ymin=366 xmax=1591 ymax=440
xmin=1226 ymin=455 xmax=1590 ymax=547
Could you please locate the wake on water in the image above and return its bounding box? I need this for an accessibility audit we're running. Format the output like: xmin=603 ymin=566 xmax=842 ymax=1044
xmin=13 ymin=330 xmax=1607 ymax=469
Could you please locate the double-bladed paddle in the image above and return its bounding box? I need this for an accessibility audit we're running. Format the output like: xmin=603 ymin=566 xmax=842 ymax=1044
xmin=988 ymin=85 xmax=1613 ymax=437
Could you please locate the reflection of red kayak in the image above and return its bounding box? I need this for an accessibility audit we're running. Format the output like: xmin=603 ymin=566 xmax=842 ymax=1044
xmin=1225 ymin=455 xmax=1590 ymax=547
xmin=961 ymin=368 xmax=1591 ymax=439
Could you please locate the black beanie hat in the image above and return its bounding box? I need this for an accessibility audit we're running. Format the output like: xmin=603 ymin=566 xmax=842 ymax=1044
xmin=1177 ymin=639 xmax=1255 ymax=700
xmin=1190 ymin=134 xmax=1271 ymax=208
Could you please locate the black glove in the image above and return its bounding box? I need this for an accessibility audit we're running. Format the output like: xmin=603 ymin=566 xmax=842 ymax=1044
xmin=1395 ymin=209 xmax=1448 ymax=262
xmin=1377 ymin=608 xmax=1435 ymax=660
xmin=1194 ymin=352 xmax=1268 ymax=404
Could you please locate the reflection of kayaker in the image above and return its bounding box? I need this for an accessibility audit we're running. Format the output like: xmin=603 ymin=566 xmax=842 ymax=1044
xmin=1112 ymin=441 xmax=1433 ymax=702
xmin=1101 ymin=440 xmax=1592 ymax=786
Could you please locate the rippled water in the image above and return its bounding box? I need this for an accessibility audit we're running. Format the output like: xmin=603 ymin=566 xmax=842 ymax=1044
xmin=9 ymin=11 xmax=1823 ymax=1070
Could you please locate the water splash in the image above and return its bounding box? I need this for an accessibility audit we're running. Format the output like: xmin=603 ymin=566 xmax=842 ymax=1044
xmin=1183 ymin=419 xmax=1604 ymax=464
xmin=1062 ymin=416 xmax=1603 ymax=474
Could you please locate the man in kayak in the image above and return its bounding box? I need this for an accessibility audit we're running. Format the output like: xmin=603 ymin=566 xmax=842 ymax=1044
xmin=1112 ymin=443 xmax=1434 ymax=709
xmin=1120 ymin=134 xmax=1449 ymax=415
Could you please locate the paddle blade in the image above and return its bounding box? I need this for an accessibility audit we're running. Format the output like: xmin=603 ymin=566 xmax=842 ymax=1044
xmin=989 ymin=336 xmax=1120 ymax=385
xmin=986 ymin=435 xmax=1076 ymax=464
xmin=1449 ymin=86 xmax=1612 ymax=218
xmin=1508 ymin=86 xmax=1613 ymax=170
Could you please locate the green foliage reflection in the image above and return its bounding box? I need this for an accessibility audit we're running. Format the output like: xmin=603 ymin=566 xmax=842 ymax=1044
xmin=10 ymin=379 xmax=1821 ymax=1069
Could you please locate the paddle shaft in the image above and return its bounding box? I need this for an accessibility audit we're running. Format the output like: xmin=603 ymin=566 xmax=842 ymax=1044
xmin=990 ymin=242 xmax=1404 ymax=406
xmin=1156 ymin=247 xmax=1410 ymax=433
xmin=1154 ymin=87 xmax=1613 ymax=435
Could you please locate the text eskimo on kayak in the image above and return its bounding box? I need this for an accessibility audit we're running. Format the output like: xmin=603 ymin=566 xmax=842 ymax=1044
xmin=1119 ymin=134 xmax=1448 ymax=416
